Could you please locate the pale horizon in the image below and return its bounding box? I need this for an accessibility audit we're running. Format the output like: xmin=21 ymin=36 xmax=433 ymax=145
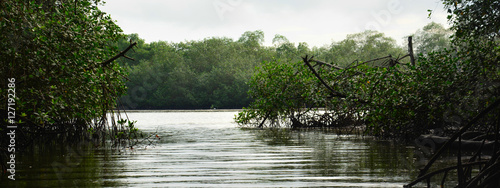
xmin=99 ymin=0 xmax=450 ymax=47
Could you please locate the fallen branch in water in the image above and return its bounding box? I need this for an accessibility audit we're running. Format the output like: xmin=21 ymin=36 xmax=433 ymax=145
xmin=417 ymin=98 xmax=500 ymax=177
xmin=405 ymin=161 xmax=488 ymax=188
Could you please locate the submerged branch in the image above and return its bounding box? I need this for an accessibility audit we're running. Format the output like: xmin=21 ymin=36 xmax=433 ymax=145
xmin=405 ymin=161 xmax=488 ymax=188
xmin=417 ymin=98 xmax=500 ymax=177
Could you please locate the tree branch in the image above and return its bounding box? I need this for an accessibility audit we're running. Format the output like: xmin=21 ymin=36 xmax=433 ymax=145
xmin=405 ymin=161 xmax=487 ymax=188
xmin=408 ymin=36 xmax=415 ymax=66
xmin=102 ymin=42 xmax=137 ymax=67
xmin=417 ymin=98 xmax=500 ymax=177
xmin=303 ymin=55 xmax=347 ymax=98
xmin=311 ymin=59 xmax=344 ymax=70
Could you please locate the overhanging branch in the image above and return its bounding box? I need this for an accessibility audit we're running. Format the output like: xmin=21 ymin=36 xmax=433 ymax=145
xmin=102 ymin=42 xmax=137 ymax=67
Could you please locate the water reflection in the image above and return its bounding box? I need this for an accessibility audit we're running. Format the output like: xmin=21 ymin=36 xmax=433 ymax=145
xmin=254 ymin=129 xmax=418 ymax=187
xmin=3 ymin=111 xmax=423 ymax=187
xmin=2 ymin=143 xmax=127 ymax=187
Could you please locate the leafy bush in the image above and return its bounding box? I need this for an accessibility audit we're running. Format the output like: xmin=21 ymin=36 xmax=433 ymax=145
xmin=0 ymin=0 xmax=126 ymax=139
xmin=236 ymin=45 xmax=499 ymax=140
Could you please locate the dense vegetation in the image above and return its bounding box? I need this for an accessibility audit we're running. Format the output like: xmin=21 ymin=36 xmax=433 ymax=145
xmin=0 ymin=0 xmax=138 ymax=172
xmin=230 ymin=1 xmax=500 ymax=185
xmin=3 ymin=0 xmax=498 ymax=185
xmin=115 ymin=26 xmax=450 ymax=110
xmin=115 ymin=31 xmax=270 ymax=109
xmin=235 ymin=0 xmax=499 ymax=142
xmin=0 ymin=0 xmax=448 ymax=175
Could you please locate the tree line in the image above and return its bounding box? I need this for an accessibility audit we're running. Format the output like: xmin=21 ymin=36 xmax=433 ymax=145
xmin=116 ymin=22 xmax=450 ymax=110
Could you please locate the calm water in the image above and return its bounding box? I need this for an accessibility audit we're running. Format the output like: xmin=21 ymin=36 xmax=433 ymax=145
xmin=3 ymin=111 xmax=429 ymax=187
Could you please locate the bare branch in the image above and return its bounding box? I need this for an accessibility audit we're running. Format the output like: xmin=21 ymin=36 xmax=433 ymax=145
xmin=311 ymin=59 xmax=344 ymax=70
xmin=302 ymin=55 xmax=347 ymax=98
xmin=102 ymin=42 xmax=138 ymax=67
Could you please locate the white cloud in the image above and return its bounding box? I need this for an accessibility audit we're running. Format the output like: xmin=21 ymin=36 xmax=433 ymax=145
xmin=100 ymin=0 xmax=451 ymax=47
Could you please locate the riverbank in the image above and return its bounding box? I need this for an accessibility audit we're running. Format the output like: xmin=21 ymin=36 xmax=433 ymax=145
xmin=114 ymin=109 xmax=244 ymax=113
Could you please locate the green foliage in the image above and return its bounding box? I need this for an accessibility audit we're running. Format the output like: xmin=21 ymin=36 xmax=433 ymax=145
xmin=362 ymin=0 xmax=500 ymax=139
xmin=411 ymin=22 xmax=452 ymax=57
xmin=115 ymin=119 xmax=138 ymax=139
xmin=442 ymin=0 xmax=499 ymax=77
xmin=120 ymin=30 xmax=408 ymax=110
xmin=114 ymin=33 xmax=152 ymax=67
xmin=442 ymin=0 xmax=500 ymax=41
xmin=119 ymin=34 xmax=273 ymax=109
xmin=236 ymin=31 xmax=410 ymax=131
xmin=235 ymin=59 xmax=324 ymax=127
xmin=237 ymin=48 xmax=494 ymax=139
xmin=316 ymin=30 xmax=407 ymax=67
xmin=0 ymin=0 xmax=126 ymax=130
xmin=237 ymin=30 xmax=265 ymax=50
xmin=236 ymin=0 xmax=500 ymax=141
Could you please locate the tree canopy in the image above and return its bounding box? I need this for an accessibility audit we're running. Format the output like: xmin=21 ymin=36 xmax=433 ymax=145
xmin=116 ymin=29 xmax=412 ymax=110
xmin=0 ymin=1 xmax=138 ymax=172
xmin=1 ymin=0 xmax=127 ymax=127
xmin=411 ymin=22 xmax=452 ymax=57
xmin=235 ymin=0 xmax=499 ymax=144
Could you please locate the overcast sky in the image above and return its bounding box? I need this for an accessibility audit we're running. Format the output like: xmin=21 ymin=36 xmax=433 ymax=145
xmin=99 ymin=0 xmax=450 ymax=47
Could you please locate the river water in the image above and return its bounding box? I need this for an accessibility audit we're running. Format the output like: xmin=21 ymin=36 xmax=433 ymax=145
xmin=3 ymin=111 xmax=431 ymax=187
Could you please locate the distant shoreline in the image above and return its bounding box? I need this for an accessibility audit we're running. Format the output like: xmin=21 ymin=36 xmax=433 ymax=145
xmin=112 ymin=109 xmax=243 ymax=113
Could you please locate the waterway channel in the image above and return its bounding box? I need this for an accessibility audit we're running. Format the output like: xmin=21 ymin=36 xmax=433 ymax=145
xmin=4 ymin=111 xmax=441 ymax=187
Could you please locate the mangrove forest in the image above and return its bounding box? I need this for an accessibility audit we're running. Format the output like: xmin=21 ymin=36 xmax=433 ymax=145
xmin=1 ymin=0 xmax=500 ymax=187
